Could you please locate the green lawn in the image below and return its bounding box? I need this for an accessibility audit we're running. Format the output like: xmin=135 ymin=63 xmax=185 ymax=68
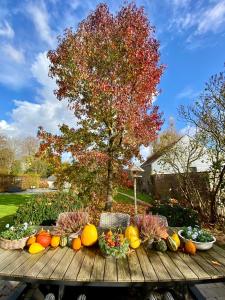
xmin=115 ymin=187 xmax=152 ymax=204
xmin=0 ymin=194 xmax=32 ymax=230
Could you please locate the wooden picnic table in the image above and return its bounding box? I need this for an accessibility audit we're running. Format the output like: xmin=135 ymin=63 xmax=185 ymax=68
xmin=1 ymin=244 xmax=225 ymax=288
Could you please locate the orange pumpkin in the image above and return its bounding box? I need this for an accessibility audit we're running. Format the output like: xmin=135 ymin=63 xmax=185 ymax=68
xmin=72 ymin=237 xmax=82 ymax=251
xmin=51 ymin=236 xmax=60 ymax=248
xmin=36 ymin=232 xmax=51 ymax=248
xmin=81 ymin=224 xmax=98 ymax=246
xmin=185 ymin=241 xmax=196 ymax=255
xmin=26 ymin=235 xmax=36 ymax=246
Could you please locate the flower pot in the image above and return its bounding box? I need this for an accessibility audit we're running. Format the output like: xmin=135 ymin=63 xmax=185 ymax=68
xmin=178 ymin=230 xmax=216 ymax=250
xmin=0 ymin=236 xmax=29 ymax=250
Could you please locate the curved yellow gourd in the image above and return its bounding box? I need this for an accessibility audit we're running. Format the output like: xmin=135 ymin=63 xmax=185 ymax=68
xmin=28 ymin=242 xmax=45 ymax=254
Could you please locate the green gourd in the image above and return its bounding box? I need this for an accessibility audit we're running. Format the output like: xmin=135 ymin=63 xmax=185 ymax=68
xmin=167 ymin=236 xmax=178 ymax=251
xmin=153 ymin=239 xmax=167 ymax=252
xmin=60 ymin=236 xmax=68 ymax=247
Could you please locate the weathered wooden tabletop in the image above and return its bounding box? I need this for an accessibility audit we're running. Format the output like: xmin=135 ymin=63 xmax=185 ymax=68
xmin=0 ymin=244 xmax=225 ymax=286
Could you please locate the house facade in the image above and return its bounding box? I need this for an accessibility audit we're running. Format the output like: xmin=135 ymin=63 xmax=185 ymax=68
xmin=138 ymin=135 xmax=211 ymax=197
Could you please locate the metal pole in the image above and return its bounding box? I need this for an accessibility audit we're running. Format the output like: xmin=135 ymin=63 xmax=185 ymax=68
xmin=134 ymin=177 xmax=137 ymax=215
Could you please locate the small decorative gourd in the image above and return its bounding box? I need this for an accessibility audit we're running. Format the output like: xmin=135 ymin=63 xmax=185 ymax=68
xmin=153 ymin=238 xmax=167 ymax=252
xmin=72 ymin=237 xmax=82 ymax=251
xmin=26 ymin=235 xmax=36 ymax=247
xmin=51 ymin=236 xmax=60 ymax=248
xmin=60 ymin=236 xmax=68 ymax=247
xmin=167 ymin=236 xmax=178 ymax=251
xmin=185 ymin=241 xmax=196 ymax=255
xmin=171 ymin=233 xmax=180 ymax=248
xmin=36 ymin=230 xmax=51 ymax=248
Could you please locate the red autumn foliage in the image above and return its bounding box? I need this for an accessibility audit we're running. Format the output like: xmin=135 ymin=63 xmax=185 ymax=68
xmin=38 ymin=3 xmax=164 ymax=210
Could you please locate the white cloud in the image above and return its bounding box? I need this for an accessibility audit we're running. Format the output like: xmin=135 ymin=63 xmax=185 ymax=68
xmin=0 ymin=21 xmax=14 ymax=39
xmin=0 ymin=43 xmax=27 ymax=87
xmin=0 ymin=51 xmax=75 ymax=138
xmin=140 ymin=144 xmax=152 ymax=161
xmin=180 ymin=125 xmax=197 ymax=136
xmin=177 ymin=87 xmax=199 ymax=99
xmin=169 ymin=0 xmax=225 ymax=40
xmin=26 ymin=2 xmax=55 ymax=47
xmin=196 ymin=1 xmax=225 ymax=34
xmin=2 ymin=44 xmax=24 ymax=63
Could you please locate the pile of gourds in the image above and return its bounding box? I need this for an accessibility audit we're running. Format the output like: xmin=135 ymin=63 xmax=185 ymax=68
xmin=27 ymin=224 xmax=98 ymax=254
xmin=27 ymin=223 xmax=196 ymax=256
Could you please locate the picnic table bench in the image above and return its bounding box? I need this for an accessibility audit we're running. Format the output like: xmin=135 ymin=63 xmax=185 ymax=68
xmin=1 ymin=244 xmax=225 ymax=299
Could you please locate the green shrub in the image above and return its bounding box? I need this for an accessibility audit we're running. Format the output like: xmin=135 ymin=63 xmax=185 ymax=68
xmin=14 ymin=191 xmax=84 ymax=226
xmin=21 ymin=173 xmax=40 ymax=189
xmin=151 ymin=204 xmax=199 ymax=227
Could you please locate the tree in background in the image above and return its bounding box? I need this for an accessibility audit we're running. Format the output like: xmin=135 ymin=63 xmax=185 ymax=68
xmin=152 ymin=117 xmax=182 ymax=154
xmin=0 ymin=135 xmax=14 ymax=174
xmin=180 ymin=66 xmax=225 ymax=223
xmin=157 ymin=133 xmax=209 ymax=219
xmin=38 ymin=3 xmax=164 ymax=210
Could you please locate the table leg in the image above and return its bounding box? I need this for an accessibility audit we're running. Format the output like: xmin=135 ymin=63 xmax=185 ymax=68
xmin=58 ymin=284 xmax=65 ymax=300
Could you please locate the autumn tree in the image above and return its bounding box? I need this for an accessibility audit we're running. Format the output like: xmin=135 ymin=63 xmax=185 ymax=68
xmin=38 ymin=3 xmax=164 ymax=210
xmin=180 ymin=67 xmax=225 ymax=223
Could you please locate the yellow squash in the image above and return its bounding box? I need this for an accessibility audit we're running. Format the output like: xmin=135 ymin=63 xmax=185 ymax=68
xmin=28 ymin=242 xmax=45 ymax=254
xmin=81 ymin=224 xmax=98 ymax=246
xmin=125 ymin=225 xmax=139 ymax=240
xmin=129 ymin=236 xmax=141 ymax=249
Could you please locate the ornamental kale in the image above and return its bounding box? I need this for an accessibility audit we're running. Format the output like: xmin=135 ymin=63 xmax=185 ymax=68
xmin=182 ymin=226 xmax=214 ymax=242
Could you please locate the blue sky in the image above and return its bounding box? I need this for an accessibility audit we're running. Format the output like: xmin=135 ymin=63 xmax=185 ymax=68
xmin=0 ymin=0 xmax=225 ymax=141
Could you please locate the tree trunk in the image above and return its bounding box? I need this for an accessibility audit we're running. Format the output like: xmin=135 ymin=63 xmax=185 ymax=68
xmin=105 ymin=158 xmax=113 ymax=211
xmin=209 ymin=193 xmax=217 ymax=223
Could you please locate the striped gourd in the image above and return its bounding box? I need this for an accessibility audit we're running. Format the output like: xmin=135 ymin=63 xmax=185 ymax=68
xmin=167 ymin=236 xmax=178 ymax=251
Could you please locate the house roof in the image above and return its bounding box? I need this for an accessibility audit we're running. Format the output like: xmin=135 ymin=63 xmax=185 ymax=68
xmin=130 ymin=165 xmax=144 ymax=172
xmin=141 ymin=137 xmax=182 ymax=167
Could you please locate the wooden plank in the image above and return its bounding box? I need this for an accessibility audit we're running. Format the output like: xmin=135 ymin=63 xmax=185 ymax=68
xmin=64 ymin=249 xmax=85 ymax=281
xmin=104 ymin=256 xmax=117 ymax=282
xmin=167 ymin=252 xmax=198 ymax=280
xmin=13 ymin=251 xmax=46 ymax=276
xmin=77 ymin=248 xmax=96 ymax=282
xmin=50 ymin=248 xmax=74 ymax=280
xmin=0 ymin=249 xmax=19 ymax=263
xmin=212 ymin=245 xmax=225 ymax=258
xmin=0 ymin=250 xmax=21 ymax=272
xmin=0 ymin=249 xmax=12 ymax=259
xmin=136 ymin=247 xmax=158 ymax=282
xmin=208 ymin=248 xmax=225 ymax=267
xmin=37 ymin=247 xmax=67 ymax=279
xmin=147 ymin=251 xmax=171 ymax=281
xmin=90 ymin=251 xmax=105 ymax=281
xmin=177 ymin=252 xmax=211 ymax=280
xmin=1 ymin=251 xmax=30 ymax=275
xmin=128 ymin=251 xmax=144 ymax=282
xmin=191 ymin=252 xmax=222 ymax=279
xmin=26 ymin=248 xmax=59 ymax=277
xmin=157 ymin=252 xmax=184 ymax=280
xmin=197 ymin=251 xmax=225 ymax=276
xmin=117 ymin=257 xmax=131 ymax=282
